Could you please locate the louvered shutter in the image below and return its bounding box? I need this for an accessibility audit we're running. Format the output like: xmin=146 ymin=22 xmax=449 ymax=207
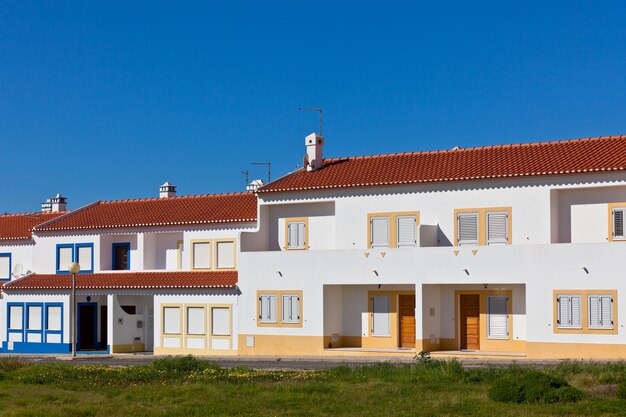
xmin=589 ymin=295 xmax=613 ymax=329
xmin=397 ymin=216 xmax=417 ymax=247
xmin=371 ymin=295 xmax=390 ymax=336
xmin=601 ymin=296 xmax=613 ymax=328
xmin=487 ymin=212 xmax=508 ymax=245
xmin=458 ymin=213 xmax=478 ymax=245
xmin=371 ymin=217 xmax=390 ymax=248
xmin=557 ymin=295 xmax=581 ymax=328
xmin=487 ymin=296 xmax=508 ymax=338
xmin=613 ymin=209 xmax=625 ymax=239
xmin=287 ymin=222 xmax=306 ymax=249
xmin=282 ymin=295 xmax=300 ymax=324
xmin=259 ymin=295 xmax=277 ymax=323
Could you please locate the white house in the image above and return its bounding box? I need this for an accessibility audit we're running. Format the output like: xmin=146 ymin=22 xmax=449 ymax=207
xmin=0 ymin=185 xmax=257 ymax=355
xmin=3 ymin=134 xmax=626 ymax=359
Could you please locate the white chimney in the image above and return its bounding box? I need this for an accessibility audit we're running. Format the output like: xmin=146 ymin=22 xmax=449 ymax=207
xmin=42 ymin=194 xmax=67 ymax=212
xmin=246 ymin=179 xmax=264 ymax=192
xmin=304 ymin=132 xmax=324 ymax=171
xmin=159 ymin=182 xmax=176 ymax=198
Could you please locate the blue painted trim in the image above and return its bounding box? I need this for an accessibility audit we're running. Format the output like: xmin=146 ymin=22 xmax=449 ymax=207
xmin=0 ymin=253 xmax=11 ymax=281
xmin=3 ymin=302 xmax=69 ymax=354
xmin=112 ymin=242 xmax=131 ymax=270
xmin=0 ymin=342 xmax=71 ymax=354
xmin=75 ymin=243 xmax=94 ymax=273
xmin=55 ymin=244 xmax=74 ymax=274
xmin=77 ymin=302 xmax=98 ymax=350
xmin=25 ymin=303 xmax=44 ymax=342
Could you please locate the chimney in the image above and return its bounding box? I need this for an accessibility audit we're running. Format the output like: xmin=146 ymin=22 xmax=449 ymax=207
xmin=159 ymin=182 xmax=176 ymax=198
xmin=305 ymin=132 xmax=324 ymax=171
xmin=246 ymin=179 xmax=264 ymax=192
xmin=42 ymin=194 xmax=67 ymax=212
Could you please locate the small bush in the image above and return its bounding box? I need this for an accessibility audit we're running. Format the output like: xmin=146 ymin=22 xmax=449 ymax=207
xmin=152 ymin=355 xmax=216 ymax=373
xmin=488 ymin=368 xmax=582 ymax=404
xmin=618 ymin=381 xmax=626 ymax=399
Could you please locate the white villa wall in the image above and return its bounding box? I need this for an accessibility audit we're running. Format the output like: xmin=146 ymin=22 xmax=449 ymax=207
xmin=0 ymin=242 xmax=35 ymax=280
xmin=571 ymin=204 xmax=608 ymax=243
xmin=33 ymin=234 xmax=101 ymax=274
xmin=99 ymin=234 xmax=138 ymax=270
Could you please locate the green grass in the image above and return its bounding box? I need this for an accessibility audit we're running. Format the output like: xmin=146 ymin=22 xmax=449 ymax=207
xmin=0 ymin=357 xmax=625 ymax=416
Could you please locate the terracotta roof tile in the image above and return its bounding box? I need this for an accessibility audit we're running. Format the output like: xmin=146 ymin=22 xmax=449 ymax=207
xmin=259 ymin=135 xmax=626 ymax=193
xmin=2 ymin=271 xmax=237 ymax=291
xmin=0 ymin=212 xmax=69 ymax=241
xmin=35 ymin=192 xmax=257 ymax=232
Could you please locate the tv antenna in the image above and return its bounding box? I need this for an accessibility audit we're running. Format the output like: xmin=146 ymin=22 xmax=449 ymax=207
xmin=251 ymin=162 xmax=271 ymax=182
xmin=240 ymin=170 xmax=249 ymax=189
xmin=299 ymin=107 xmax=323 ymax=135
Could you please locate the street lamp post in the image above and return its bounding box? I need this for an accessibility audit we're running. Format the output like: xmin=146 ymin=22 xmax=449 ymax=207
xmin=68 ymin=262 xmax=80 ymax=358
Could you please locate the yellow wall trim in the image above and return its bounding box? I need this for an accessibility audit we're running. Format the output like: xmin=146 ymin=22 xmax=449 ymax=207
xmin=526 ymin=341 xmax=626 ymax=359
xmin=256 ymin=290 xmax=303 ymax=328
xmin=154 ymin=347 xmax=237 ymax=356
xmin=552 ymin=289 xmax=618 ymax=334
xmin=238 ymin=335 xmax=325 ymax=356
xmin=367 ymin=211 xmax=420 ymax=249
xmin=111 ymin=343 xmax=145 ymax=353
xmin=453 ymin=207 xmax=512 ymax=246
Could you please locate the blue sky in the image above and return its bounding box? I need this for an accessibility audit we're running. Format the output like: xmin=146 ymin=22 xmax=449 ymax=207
xmin=2 ymin=1 xmax=626 ymax=213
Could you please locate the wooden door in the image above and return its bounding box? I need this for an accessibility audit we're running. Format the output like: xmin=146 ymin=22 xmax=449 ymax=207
xmin=399 ymin=295 xmax=416 ymax=348
xmin=460 ymin=295 xmax=480 ymax=350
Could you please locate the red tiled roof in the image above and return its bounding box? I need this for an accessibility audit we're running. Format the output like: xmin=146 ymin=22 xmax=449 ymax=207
xmin=0 ymin=212 xmax=69 ymax=241
xmin=35 ymin=192 xmax=257 ymax=232
xmin=259 ymin=135 xmax=626 ymax=193
xmin=2 ymin=271 xmax=237 ymax=291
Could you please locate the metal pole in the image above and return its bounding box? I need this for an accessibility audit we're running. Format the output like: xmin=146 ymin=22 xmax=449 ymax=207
xmin=71 ymin=273 xmax=76 ymax=358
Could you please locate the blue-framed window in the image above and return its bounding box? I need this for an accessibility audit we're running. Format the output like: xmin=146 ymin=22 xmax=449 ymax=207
xmin=56 ymin=243 xmax=94 ymax=274
xmin=25 ymin=303 xmax=44 ymax=343
xmin=45 ymin=304 xmax=63 ymax=344
xmin=6 ymin=302 xmax=64 ymax=346
xmin=112 ymin=243 xmax=131 ymax=270
xmin=7 ymin=303 xmax=24 ymax=343
xmin=0 ymin=253 xmax=11 ymax=281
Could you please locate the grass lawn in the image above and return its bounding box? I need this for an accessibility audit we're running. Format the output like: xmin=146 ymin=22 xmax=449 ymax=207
xmin=0 ymin=356 xmax=625 ymax=416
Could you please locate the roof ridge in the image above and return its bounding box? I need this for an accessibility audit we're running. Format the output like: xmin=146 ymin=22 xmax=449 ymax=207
xmin=321 ymin=135 xmax=626 ymax=163
xmin=99 ymin=191 xmax=253 ymax=204
xmin=0 ymin=211 xmax=71 ymax=218
xmin=33 ymin=201 xmax=101 ymax=231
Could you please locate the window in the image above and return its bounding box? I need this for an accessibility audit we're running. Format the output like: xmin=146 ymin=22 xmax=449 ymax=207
xmin=282 ymin=294 xmax=300 ymax=324
xmin=557 ymin=295 xmax=582 ymax=329
xmin=56 ymin=243 xmax=94 ymax=273
xmin=211 ymin=307 xmax=230 ymax=336
xmin=457 ymin=213 xmax=479 ymax=246
xmin=192 ymin=241 xmax=211 ymax=269
xmin=455 ymin=207 xmax=512 ymax=246
xmin=611 ymin=207 xmax=625 ymax=240
xmin=163 ymin=307 xmax=181 ymax=334
xmin=368 ymin=212 xmax=420 ymax=248
xmin=76 ymin=244 xmax=93 ymax=272
xmin=286 ymin=219 xmax=307 ymax=250
xmin=216 ymin=240 xmax=236 ymax=269
xmin=487 ymin=212 xmax=508 ymax=245
xmin=0 ymin=253 xmax=11 ymax=281
xmin=487 ymin=296 xmax=509 ymax=338
xmin=56 ymin=244 xmax=74 ymax=273
xmin=112 ymin=243 xmax=130 ymax=270
xmin=588 ymin=295 xmax=613 ymax=329
xmin=396 ymin=216 xmax=417 ymax=247
xmin=46 ymin=305 xmax=62 ymax=332
xmin=186 ymin=307 xmax=205 ymax=335
xmin=257 ymin=291 xmax=303 ymax=327
xmin=27 ymin=305 xmax=42 ymax=331
xmin=9 ymin=305 xmax=23 ymax=331
xmin=258 ymin=295 xmax=277 ymax=323
xmin=371 ymin=295 xmax=390 ymax=336
xmin=370 ymin=217 xmax=390 ymax=248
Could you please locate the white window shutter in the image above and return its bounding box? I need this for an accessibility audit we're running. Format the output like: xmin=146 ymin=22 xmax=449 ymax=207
xmin=260 ymin=295 xmax=277 ymax=323
xmin=9 ymin=305 xmax=23 ymax=330
xmin=297 ymin=222 xmax=306 ymax=248
xmin=487 ymin=212 xmax=508 ymax=245
xmin=0 ymin=256 xmax=10 ymax=280
xmin=601 ymin=296 xmax=613 ymax=327
xmin=397 ymin=216 xmax=417 ymax=247
xmin=282 ymin=295 xmax=300 ymax=323
xmin=288 ymin=222 xmax=305 ymax=249
xmin=458 ymin=213 xmax=478 ymax=245
xmin=77 ymin=246 xmax=92 ymax=270
xmin=589 ymin=296 xmax=600 ymax=327
xmin=371 ymin=217 xmax=390 ymax=248
xmin=371 ymin=295 xmax=390 ymax=336
xmin=487 ymin=296 xmax=508 ymax=338
xmin=613 ymin=209 xmax=625 ymax=239
xmin=571 ymin=296 xmax=581 ymax=327
xmin=58 ymin=247 xmax=73 ymax=271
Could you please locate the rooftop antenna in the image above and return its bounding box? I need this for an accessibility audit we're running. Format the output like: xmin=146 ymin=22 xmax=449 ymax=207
xmin=240 ymin=170 xmax=249 ymax=189
xmin=251 ymin=162 xmax=271 ymax=182
xmin=299 ymin=107 xmax=323 ymax=135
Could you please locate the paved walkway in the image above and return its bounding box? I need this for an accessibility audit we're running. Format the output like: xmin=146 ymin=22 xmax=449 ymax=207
xmin=2 ymin=353 xmax=616 ymax=370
